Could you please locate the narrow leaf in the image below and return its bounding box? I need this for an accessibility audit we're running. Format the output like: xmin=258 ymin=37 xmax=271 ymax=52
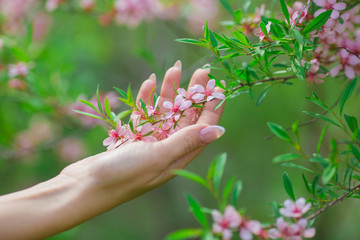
xmin=232 ymin=180 xmax=243 ymax=207
xmin=273 ymin=153 xmax=303 ymax=163
xmin=303 ymin=111 xmax=342 ymax=129
xmin=279 ymin=0 xmax=290 ymax=25
xmin=173 ymin=170 xmax=208 ymax=188
xmin=166 ymin=229 xmax=203 ymax=240
xmin=186 ymin=195 xmax=208 ymax=229
xmin=283 ymin=172 xmax=295 ymax=200
xmin=268 ymin=122 xmax=292 ymax=143
xmin=302 ymin=10 xmax=332 ymax=35
xmin=72 ymin=110 xmax=104 ymax=121
xmin=339 ymin=78 xmax=357 ymax=115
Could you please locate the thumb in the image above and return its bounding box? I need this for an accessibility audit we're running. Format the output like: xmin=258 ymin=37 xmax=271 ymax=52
xmin=155 ymin=124 xmax=225 ymax=161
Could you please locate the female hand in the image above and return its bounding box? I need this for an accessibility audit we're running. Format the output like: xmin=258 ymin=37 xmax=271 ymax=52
xmin=0 ymin=61 xmax=225 ymax=239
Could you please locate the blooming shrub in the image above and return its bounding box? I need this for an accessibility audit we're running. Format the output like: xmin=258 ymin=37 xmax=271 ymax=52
xmin=0 ymin=0 xmax=360 ymax=239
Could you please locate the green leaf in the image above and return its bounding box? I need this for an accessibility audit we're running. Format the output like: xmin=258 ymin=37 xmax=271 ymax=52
xmin=175 ymin=38 xmax=206 ymax=47
xmin=222 ymin=177 xmax=235 ymax=203
xmin=213 ymin=153 xmax=227 ymax=193
xmin=283 ymin=172 xmax=295 ymax=200
xmin=256 ymin=87 xmax=271 ymax=106
xmin=233 ymin=31 xmax=251 ymax=46
xmin=220 ymin=0 xmax=233 ymax=15
xmin=302 ymin=10 xmax=332 ymax=35
xmin=273 ymin=153 xmax=303 ymax=163
xmin=232 ymin=180 xmax=243 ymax=207
xmin=312 ymin=175 xmax=319 ymax=197
xmin=291 ymin=28 xmax=304 ymax=44
xmin=234 ymin=9 xmax=243 ymax=23
xmin=104 ymin=97 xmax=112 ymax=120
xmin=173 ymin=170 xmax=208 ymax=188
xmin=268 ymin=122 xmax=293 ymax=143
xmin=166 ymin=229 xmax=203 ymax=240
xmin=322 ymin=165 xmax=337 ymax=184
xmin=96 ymin=85 xmax=104 ymax=116
xmin=204 ymin=21 xmax=210 ymax=42
xmin=209 ymin=30 xmax=218 ymax=48
xmin=271 ymin=201 xmax=281 ymax=218
xmin=115 ymin=109 xmax=132 ymax=121
xmin=186 ymin=195 xmax=208 ymax=229
xmin=79 ymin=99 xmax=100 ymax=114
xmin=339 ymin=78 xmax=357 ymax=115
xmin=139 ymin=99 xmax=148 ymax=116
xmin=127 ymin=84 xmax=135 ymax=108
xmin=114 ymin=87 xmax=127 ymax=98
xmin=302 ymin=174 xmax=313 ymax=194
xmin=316 ymin=125 xmax=329 ymax=154
xmin=291 ymin=58 xmax=305 ymax=81
xmin=260 ymin=22 xmax=269 ymax=40
xmin=303 ymin=111 xmax=342 ymax=129
xmin=214 ymin=79 xmax=227 ymax=90
xmin=344 ymin=115 xmax=358 ymax=133
xmin=305 ymin=95 xmax=331 ymax=112
xmin=25 ymin=23 xmax=33 ymax=48
xmin=279 ymin=0 xmax=290 ymax=25
xmin=352 ymin=146 xmax=360 ymax=163
xmin=72 ymin=110 xmax=104 ymax=121
xmin=281 ymin=162 xmax=315 ymax=173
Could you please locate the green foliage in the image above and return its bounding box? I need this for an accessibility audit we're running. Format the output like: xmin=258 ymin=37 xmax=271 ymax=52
xmin=339 ymin=78 xmax=357 ymax=115
xmin=302 ymin=10 xmax=332 ymax=35
xmin=283 ymin=172 xmax=295 ymax=200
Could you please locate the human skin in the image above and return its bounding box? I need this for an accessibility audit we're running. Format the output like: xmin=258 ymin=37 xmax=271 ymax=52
xmin=0 ymin=61 xmax=225 ymax=239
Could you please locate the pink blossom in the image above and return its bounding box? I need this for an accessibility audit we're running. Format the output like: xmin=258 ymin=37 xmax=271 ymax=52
xmin=46 ymin=0 xmax=65 ymax=12
xmin=330 ymin=49 xmax=360 ymax=79
xmin=341 ymin=6 xmax=360 ymax=32
xmin=103 ymin=120 xmax=128 ymax=149
xmin=268 ymin=217 xmax=316 ymax=240
xmin=257 ymin=22 xmax=272 ymax=42
xmin=80 ymin=0 xmax=95 ymax=12
xmin=8 ymin=62 xmax=29 ymax=77
xmin=187 ymin=0 xmax=218 ymax=33
xmin=313 ymin=0 xmax=346 ymax=19
xmin=8 ymin=78 xmax=27 ymax=90
xmin=56 ymin=137 xmax=87 ymax=162
xmin=32 ymin=13 xmax=52 ymax=42
xmin=212 ymin=205 xmax=242 ymax=240
xmin=163 ymin=95 xmax=192 ymax=121
xmin=114 ymin=0 xmax=162 ymax=28
xmin=177 ymin=84 xmax=204 ymax=102
xmin=279 ymin=198 xmax=311 ymax=219
xmin=192 ymin=79 xmax=225 ymax=102
xmin=154 ymin=121 xmax=172 ymax=140
xmin=305 ymin=59 xmax=328 ymax=84
xmin=127 ymin=122 xmax=157 ymax=142
xmin=289 ymin=1 xmax=310 ymax=27
xmin=239 ymin=220 xmax=262 ymax=240
xmin=147 ymin=96 xmax=160 ymax=117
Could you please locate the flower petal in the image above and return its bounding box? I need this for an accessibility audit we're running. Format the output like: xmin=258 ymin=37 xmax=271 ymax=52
xmin=313 ymin=0 xmax=325 ymax=7
xmin=163 ymin=101 xmax=173 ymax=109
xmin=314 ymin=9 xmax=326 ymax=17
xmin=333 ymin=2 xmax=346 ymax=11
xmin=206 ymin=79 xmax=216 ymax=90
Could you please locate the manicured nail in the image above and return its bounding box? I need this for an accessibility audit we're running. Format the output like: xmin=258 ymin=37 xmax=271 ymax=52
xmin=174 ymin=60 xmax=182 ymax=70
xmin=149 ymin=73 xmax=156 ymax=82
xmin=202 ymin=63 xmax=210 ymax=68
xmin=200 ymin=125 xmax=225 ymax=143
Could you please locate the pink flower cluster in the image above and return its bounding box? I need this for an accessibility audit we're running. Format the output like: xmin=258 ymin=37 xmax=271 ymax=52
xmin=313 ymin=1 xmax=360 ymax=80
xmin=268 ymin=198 xmax=315 ymax=240
xmin=102 ymin=79 xmax=225 ymax=150
xmin=211 ymin=205 xmax=266 ymax=240
xmin=210 ymin=198 xmax=315 ymax=240
xmin=250 ymin=0 xmax=360 ymax=83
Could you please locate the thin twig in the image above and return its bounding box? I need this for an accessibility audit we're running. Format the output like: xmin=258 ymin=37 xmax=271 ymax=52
xmin=307 ymin=183 xmax=360 ymax=220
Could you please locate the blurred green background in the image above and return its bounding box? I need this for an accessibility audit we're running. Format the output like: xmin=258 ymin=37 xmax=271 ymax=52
xmin=0 ymin=0 xmax=359 ymax=239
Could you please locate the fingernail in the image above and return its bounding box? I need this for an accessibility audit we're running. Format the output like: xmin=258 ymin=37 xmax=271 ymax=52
xmin=174 ymin=60 xmax=182 ymax=70
xmin=200 ymin=125 xmax=225 ymax=143
xmin=149 ymin=73 xmax=156 ymax=82
xmin=202 ymin=63 xmax=210 ymax=68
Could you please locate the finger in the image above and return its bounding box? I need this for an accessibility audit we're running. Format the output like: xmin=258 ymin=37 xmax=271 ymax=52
xmin=136 ymin=74 xmax=156 ymax=105
xmin=159 ymin=61 xmax=182 ymax=111
xmin=154 ymin=124 xmax=225 ymax=165
xmin=188 ymin=65 xmax=210 ymax=89
xmin=196 ymin=86 xmax=226 ymax=126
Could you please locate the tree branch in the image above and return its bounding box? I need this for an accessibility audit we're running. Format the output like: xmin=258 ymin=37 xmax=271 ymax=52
xmin=308 ymin=183 xmax=360 ymax=220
